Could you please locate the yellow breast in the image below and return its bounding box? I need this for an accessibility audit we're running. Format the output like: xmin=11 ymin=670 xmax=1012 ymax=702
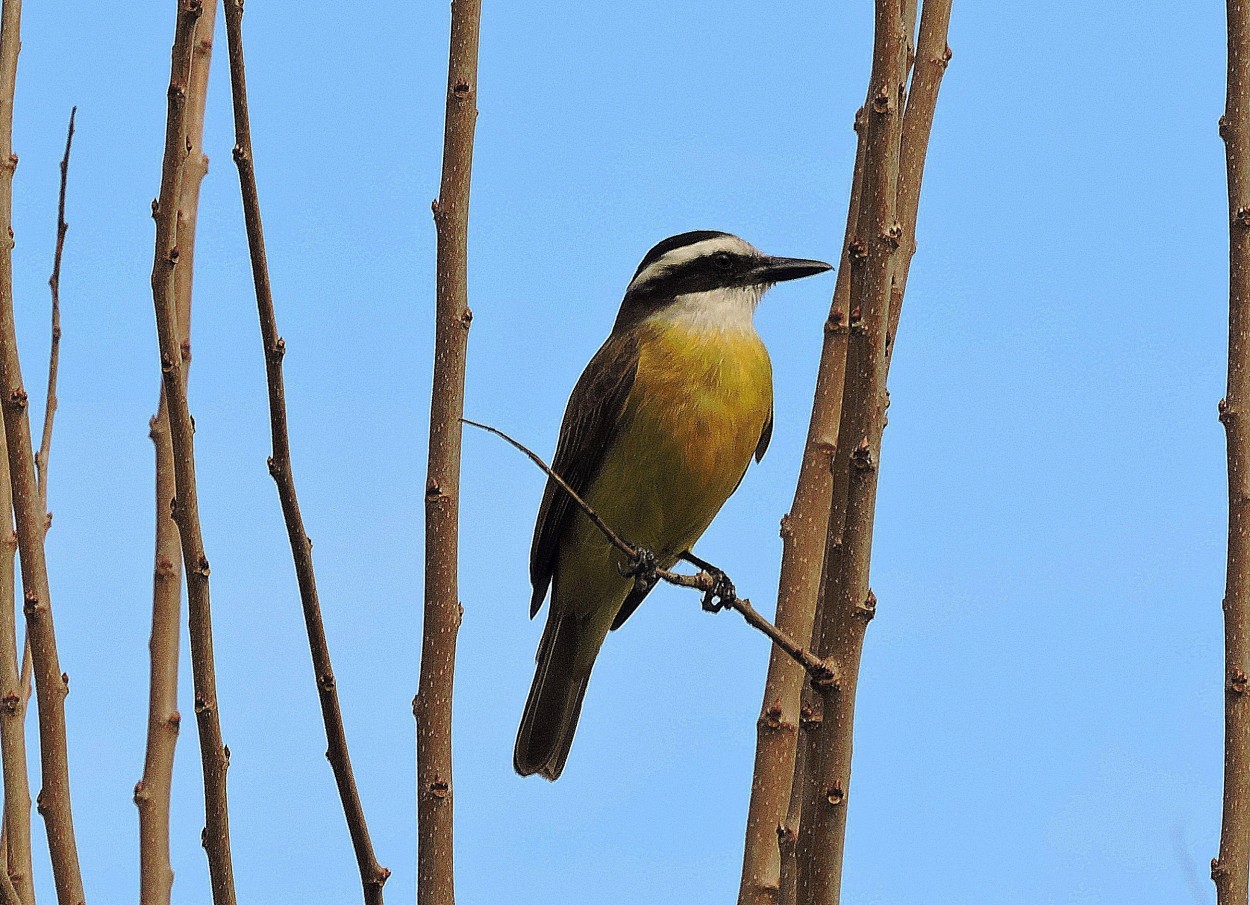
xmin=581 ymin=321 xmax=772 ymax=557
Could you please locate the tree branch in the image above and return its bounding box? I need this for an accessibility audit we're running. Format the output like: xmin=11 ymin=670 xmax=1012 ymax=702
xmin=1216 ymin=0 xmax=1250 ymax=899
xmin=222 ymin=2 xmax=390 ymax=902
xmin=795 ymin=1 xmax=909 ymax=901
xmin=0 ymin=418 xmax=30 ymax=905
xmin=737 ymin=103 xmax=865 ymax=905
xmin=137 ymin=3 xmax=215 ymax=903
xmin=148 ymin=2 xmax=238 ymax=903
xmin=462 ymin=419 xmax=835 ymax=683
xmin=34 ymin=106 xmax=72 ymax=511
xmin=416 ymin=2 xmax=480 ymax=902
xmin=0 ymin=0 xmax=87 ymax=900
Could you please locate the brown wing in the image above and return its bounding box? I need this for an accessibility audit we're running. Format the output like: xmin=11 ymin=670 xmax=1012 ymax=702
xmin=529 ymin=331 xmax=640 ymax=617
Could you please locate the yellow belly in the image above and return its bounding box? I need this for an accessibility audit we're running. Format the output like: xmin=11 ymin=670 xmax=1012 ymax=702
xmin=555 ymin=322 xmax=772 ymax=629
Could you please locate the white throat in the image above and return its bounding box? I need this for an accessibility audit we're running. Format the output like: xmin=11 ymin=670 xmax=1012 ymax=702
xmin=648 ymin=284 xmax=766 ymax=334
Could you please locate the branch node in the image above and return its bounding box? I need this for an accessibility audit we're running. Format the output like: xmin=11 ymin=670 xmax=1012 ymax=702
xmin=6 ymin=386 xmax=25 ymax=410
xmin=1230 ymin=668 xmax=1249 ymax=696
xmin=824 ymin=782 xmax=846 ymax=807
xmin=850 ymin=438 xmax=875 ymax=471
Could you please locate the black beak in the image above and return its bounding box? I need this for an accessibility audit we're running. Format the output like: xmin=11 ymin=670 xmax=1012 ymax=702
xmin=750 ymin=255 xmax=834 ymax=284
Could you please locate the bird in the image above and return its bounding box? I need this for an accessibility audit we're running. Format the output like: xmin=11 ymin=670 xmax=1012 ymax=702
xmin=515 ymin=230 xmax=832 ymax=780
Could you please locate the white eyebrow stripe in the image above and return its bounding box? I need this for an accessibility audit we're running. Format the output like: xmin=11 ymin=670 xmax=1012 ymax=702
xmin=626 ymin=235 xmax=753 ymax=292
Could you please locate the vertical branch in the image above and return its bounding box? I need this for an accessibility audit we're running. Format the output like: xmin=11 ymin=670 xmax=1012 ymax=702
xmin=0 ymin=0 xmax=87 ymax=901
xmin=34 ymin=106 xmax=72 ymax=510
xmin=1217 ymin=1 xmax=1250 ymax=901
xmin=796 ymin=0 xmax=908 ymax=901
xmin=148 ymin=3 xmax=238 ymax=904
xmin=889 ymin=0 xmax=952 ymax=357
xmin=737 ymin=107 xmax=865 ymax=905
xmin=415 ymin=1 xmax=480 ymax=903
xmin=0 ymin=415 xmax=30 ymax=905
xmin=222 ymin=2 xmax=390 ymax=903
xmin=137 ymin=2 xmax=216 ymax=902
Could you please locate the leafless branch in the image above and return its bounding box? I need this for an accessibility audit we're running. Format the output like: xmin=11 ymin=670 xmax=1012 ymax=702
xmin=0 ymin=0 xmax=87 ymax=900
xmin=462 ymin=419 xmax=835 ymax=683
xmin=737 ymin=103 xmax=865 ymax=905
xmin=1216 ymin=0 xmax=1250 ymax=899
xmin=148 ymin=2 xmax=238 ymax=903
xmin=0 ymin=419 xmax=31 ymax=905
xmin=222 ymin=2 xmax=389 ymax=902
xmin=416 ymin=2 xmax=481 ymax=901
xmin=34 ymin=106 xmax=72 ymax=511
xmin=137 ymin=3 xmax=216 ymax=903
xmin=795 ymin=0 xmax=911 ymax=901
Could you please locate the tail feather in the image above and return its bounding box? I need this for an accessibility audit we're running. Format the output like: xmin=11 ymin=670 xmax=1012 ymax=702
xmin=514 ymin=612 xmax=595 ymax=780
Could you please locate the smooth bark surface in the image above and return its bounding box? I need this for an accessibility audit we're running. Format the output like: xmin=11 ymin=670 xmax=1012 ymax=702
xmin=0 ymin=0 xmax=86 ymax=900
xmin=223 ymin=1 xmax=389 ymax=901
xmin=1218 ymin=2 xmax=1250 ymax=901
xmin=416 ymin=2 xmax=480 ymax=903
xmin=148 ymin=2 xmax=237 ymax=903
xmin=137 ymin=3 xmax=216 ymax=903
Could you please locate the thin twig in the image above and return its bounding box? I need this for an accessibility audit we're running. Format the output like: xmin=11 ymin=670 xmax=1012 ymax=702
xmin=148 ymin=2 xmax=237 ymax=903
xmin=138 ymin=4 xmax=215 ymax=904
xmin=34 ymin=106 xmax=72 ymax=511
xmin=462 ymin=419 xmax=835 ymax=683
xmin=0 ymin=0 xmax=87 ymax=901
xmin=222 ymin=2 xmax=389 ymax=902
xmin=1217 ymin=0 xmax=1250 ymax=899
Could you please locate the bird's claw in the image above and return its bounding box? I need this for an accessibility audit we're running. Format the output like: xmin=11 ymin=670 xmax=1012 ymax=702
xmin=700 ymin=568 xmax=736 ymax=613
xmin=621 ymin=547 xmax=660 ymax=596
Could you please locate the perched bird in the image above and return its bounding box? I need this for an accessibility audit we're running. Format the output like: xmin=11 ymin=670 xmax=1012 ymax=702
xmin=515 ymin=230 xmax=832 ymax=780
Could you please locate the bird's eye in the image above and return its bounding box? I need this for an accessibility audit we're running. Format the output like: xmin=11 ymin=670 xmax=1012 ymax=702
xmin=711 ymin=252 xmax=734 ymax=271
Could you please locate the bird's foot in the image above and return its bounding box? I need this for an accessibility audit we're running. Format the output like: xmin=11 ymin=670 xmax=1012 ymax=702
xmin=620 ymin=547 xmax=660 ymax=597
xmin=680 ymin=550 xmax=736 ymax=613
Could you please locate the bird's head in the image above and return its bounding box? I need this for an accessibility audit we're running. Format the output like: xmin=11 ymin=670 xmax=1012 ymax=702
xmin=616 ymin=230 xmax=832 ymax=332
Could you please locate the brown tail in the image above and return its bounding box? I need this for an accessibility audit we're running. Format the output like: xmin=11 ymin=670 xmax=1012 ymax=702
xmin=514 ymin=611 xmax=595 ymax=781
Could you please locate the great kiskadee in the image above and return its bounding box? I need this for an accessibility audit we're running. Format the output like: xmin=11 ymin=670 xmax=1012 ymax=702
xmin=515 ymin=230 xmax=832 ymax=780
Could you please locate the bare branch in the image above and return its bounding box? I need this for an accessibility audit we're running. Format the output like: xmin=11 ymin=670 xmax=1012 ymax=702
xmin=796 ymin=1 xmax=909 ymax=901
xmin=1217 ymin=0 xmax=1250 ymax=899
xmin=138 ymin=4 xmax=216 ymax=903
xmin=737 ymin=103 xmax=865 ymax=905
xmin=462 ymin=419 xmax=835 ymax=683
xmin=222 ymin=2 xmax=390 ymax=901
xmin=148 ymin=2 xmax=238 ymax=903
xmin=0 ymin=419 xmax=30 ymax=905
xmin=0 ymin=0 xmax=87 ymax=900
xmin=417 ymin=2 xmax=481 ymax=901
xmin=34 ymin=106 xmax=72 ymax=512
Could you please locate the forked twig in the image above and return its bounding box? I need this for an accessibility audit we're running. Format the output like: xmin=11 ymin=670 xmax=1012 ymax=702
xmin=462 ymin=418 xmax=835 ymax=684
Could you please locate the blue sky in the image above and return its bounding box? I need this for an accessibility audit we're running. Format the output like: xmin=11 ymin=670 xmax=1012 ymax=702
xmin=0 ymin=1 xmax=1232 ymax=903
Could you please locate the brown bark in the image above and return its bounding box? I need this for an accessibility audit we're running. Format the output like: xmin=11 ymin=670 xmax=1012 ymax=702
xmin=0 ymin=416 xmax=30 ymax=905
xmin=222 ymin=1 xmax=390 ymax=901
xmin=148 ymin=2 xmax=237 ymax=903
xmin=137 ymin=3 xmax=215 ymax=904
xmin=1217 ymin=1 xmax=1250 ymax=901
xmin=0 ymin=0 xmax=86 ymax=901
xmin=795 ymin=2 xmax=908 ymax=902
xmin=737 ymin=106 xmax=865 ymax=905
xmin=415 ymin=2 xmax=480 ymax=902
